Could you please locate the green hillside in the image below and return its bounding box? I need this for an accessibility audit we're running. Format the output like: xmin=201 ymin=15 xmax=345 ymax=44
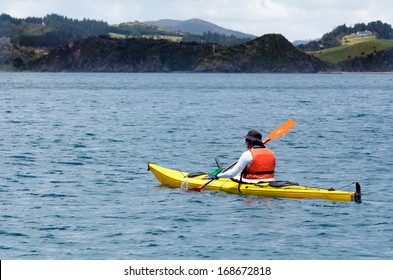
xmin=1 ymin=13 xmax=252 ymax=70
xmin=109 ymin=21 xmax=251 ymax=46
xmin=109 ymin=22 xmax=184 ymax=42
xmin=308 ymin=34 xmax=393 ymax=64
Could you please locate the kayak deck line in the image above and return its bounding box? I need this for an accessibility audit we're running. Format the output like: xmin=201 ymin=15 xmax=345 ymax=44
xmin=147 ymin=162 xmax=362 ymax=203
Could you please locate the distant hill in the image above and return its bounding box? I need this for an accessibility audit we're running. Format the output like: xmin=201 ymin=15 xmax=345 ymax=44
xmin=339 ymin=47 xmax=393 ymax=72
xmin=299 ymin=21 xmax=393 ymax=71
xmin=29 ymin=34 xmax=326 ymax=73
xmin=3 ymin=12 xmax=393 ymax=72
xmin=292 ymin=39 xmax=319 ymax=46
xmin=0 ymin=13 xmax=109 ymax=48
xmin=0 ymin=13 xmax=109 ymax=69
xmin=196 ymin=34 xmax=326 ymax=72
xmin=109 ymin=21 xmax=184 ymax=42
xmin=109 ymin=21 xmax=250 ymax=46
xmin=308 ymin=34 xmax=393 ymax=64
xmin=1 ymin=13 xmax=252 ymax=69
xmin=29 ymin=36 xmax=218 ymax=72
xmin=144 ymin=18 xmax=256 ymax=39
xmin=297 ymin=20 xmax=393 ymax=51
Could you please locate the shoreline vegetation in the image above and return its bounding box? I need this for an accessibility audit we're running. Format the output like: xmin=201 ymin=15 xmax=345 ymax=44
xmin=2 ymin=70 xmax=392 ymax=74
xmin=1 ymin=14 xmax=393 ymax=73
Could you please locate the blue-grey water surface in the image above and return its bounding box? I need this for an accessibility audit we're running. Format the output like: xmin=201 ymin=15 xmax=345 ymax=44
xmin=1 ymin=73 xmax=392 ymax=259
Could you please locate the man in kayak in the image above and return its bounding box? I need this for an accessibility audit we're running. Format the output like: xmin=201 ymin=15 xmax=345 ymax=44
xmin=216 ymin=129 xmax=276 ymax=183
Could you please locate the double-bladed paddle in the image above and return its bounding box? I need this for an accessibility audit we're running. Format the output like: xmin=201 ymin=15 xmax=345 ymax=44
xmin=191 ymin=119 xmax=296 ymax=192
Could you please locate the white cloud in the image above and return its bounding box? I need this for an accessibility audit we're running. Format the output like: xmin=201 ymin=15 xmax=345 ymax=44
xmin=247 ymin=0 xmax=289 ymax=19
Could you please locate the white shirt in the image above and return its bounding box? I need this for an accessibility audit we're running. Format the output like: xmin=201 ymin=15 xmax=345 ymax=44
xmin=217 ymin=150 xmax=252 ymax=178
xmin=217 ymin=148 xmax=275 ymax=183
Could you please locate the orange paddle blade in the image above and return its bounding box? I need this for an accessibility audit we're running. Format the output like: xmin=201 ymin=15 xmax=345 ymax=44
xmin=263 ymin=119 xmax=296 ymax=144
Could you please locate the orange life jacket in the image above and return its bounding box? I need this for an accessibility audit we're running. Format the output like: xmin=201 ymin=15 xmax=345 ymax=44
xmin=243 ymin=147 xmax=276 ymax=179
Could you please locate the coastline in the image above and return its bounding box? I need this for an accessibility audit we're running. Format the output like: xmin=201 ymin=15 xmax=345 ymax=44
xmin=326 ymin=71 xmax=393 ymax=74
xmin=2 ymin=69 xmax=393 ymax=74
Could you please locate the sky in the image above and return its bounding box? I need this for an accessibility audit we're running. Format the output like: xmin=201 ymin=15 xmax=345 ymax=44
xmin=1 ymin=0 xmax=393 ymax=41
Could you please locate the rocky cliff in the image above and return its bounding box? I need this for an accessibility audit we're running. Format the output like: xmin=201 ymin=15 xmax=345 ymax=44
xmin=31 ymin=36 xmax=214 ymax=72
xmin=196 ymin=34 xmax=327 ymax=72
xmin=30 ymin=34 xmax=327 ymax=72
xmin=339 ymin=48 xmax=393 ymax=72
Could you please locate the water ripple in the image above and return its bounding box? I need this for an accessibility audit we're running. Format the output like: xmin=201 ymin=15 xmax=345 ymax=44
xmin=1 ymin=73 xmax=392 ymax=259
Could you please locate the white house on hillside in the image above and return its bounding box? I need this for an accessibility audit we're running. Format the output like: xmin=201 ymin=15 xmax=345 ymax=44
xmin=357 ymin=30 xmax=372 ymax=36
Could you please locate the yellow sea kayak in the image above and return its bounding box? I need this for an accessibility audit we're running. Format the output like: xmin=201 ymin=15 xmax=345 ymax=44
xmin=147 ymin=163 xmax=362 ymax=203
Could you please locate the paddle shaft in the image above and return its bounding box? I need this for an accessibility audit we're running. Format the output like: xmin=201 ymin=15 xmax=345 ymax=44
xmin=192 ymin=178 xmax=214 ymax=192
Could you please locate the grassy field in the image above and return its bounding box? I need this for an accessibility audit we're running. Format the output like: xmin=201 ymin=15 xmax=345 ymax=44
xmin=308 ymin=34 xmax=393 ymax=64
xmin=109 ymin=32 xmax=183 ymax=42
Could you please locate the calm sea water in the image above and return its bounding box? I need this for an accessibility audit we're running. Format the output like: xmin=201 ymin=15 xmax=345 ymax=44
xmin=1 ymin=73 xmax=392 ymax=260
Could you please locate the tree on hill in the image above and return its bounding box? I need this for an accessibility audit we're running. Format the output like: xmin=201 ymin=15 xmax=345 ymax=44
xmin=182 ymin=31 xmax=250 ymax=46
xmin=367 ymin=21 xmax=393 ymax=39
xmin=1 ymin=13 xmax=109 ymax=48
xmin=298 ymin=20 xmax=393 ymax=51
xmin=43 ymin=14 xmax=109 ymax=38
xmin=0 ymin=36 xmax=17 ymax=64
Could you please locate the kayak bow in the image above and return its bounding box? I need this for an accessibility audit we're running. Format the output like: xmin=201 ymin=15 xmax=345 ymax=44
xmin=147 ymin=163 xmax=362 ymax=203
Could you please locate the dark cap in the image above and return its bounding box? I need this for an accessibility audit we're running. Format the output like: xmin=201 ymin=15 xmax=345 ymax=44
xmin=244 ymin=129 xmax=263 ymax=144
